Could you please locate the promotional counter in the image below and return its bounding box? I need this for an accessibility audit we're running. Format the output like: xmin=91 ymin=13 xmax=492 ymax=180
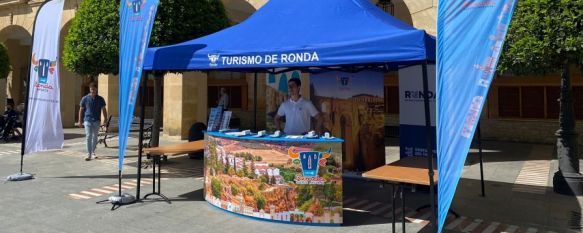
xmin=203 ymin=132 xmax=344 ymax=225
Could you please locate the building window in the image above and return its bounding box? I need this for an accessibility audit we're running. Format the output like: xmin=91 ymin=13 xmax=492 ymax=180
xmin=208 ymin=86 xmax=244 ymax=109
xmin=498 ymin=87 xmax=520 ymax=117
xmin=376 ymin=0 xmax=394 ymax=16
xmin=521 ymin=86 xmax=544 ymax=118
xmin=574 ymin=87 xmax=583 ymax=120
xmin=546 ymin=86 xmax=560 ymax=119
xmin=137 ymin=86 xmax=158 ymax=107
xmin=497 ymin=86 xmax=583 ymax=120
xmin=384 ymin=86 xmax=399 ymax=114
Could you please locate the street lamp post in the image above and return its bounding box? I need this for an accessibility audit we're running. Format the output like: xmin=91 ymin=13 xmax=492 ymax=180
xmin=553 ymin=61 xmax=583 ymax=195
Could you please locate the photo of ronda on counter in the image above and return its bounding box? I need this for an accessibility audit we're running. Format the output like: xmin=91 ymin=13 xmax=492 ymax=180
xmin=204 ymin=132 xmax=344 ymax=225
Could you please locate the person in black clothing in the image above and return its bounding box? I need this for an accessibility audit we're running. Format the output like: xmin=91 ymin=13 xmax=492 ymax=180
xmin=0 ymin=103 xmax=19 ymax=141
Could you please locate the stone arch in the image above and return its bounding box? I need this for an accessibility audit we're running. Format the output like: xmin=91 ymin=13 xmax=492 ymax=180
xmin=398 ymin=0 xmax=437 ymax=35
xmin=220 ymin=0 xmax=261 ymax=24
xmin=59 ymin=19 xmax=85 ymax=127
xmin=374 ymin=0 xmax=414 ymax=26
xmin=0 ymin=25 xmax=32 ymax=110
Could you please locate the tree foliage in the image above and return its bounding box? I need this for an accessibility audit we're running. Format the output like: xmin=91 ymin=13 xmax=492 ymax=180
xmin=63 ymin=0 xmax=230 ymax=77
xmin=498 ymin=0 xmax=583 ymax=75
xmin=0 ymin=43 xmax=10 ymax=80
xmin=149 ymin=0 xmax=230 ymax=47
xmin=63 ymin=0 xmax=119 ymax=77
xmin=211 ymin=177 xmax=222 ymax=198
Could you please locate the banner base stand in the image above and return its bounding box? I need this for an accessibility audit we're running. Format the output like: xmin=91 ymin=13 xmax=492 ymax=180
xmin=6 ymin=173 xmax=34 ymax=181
xmin=96 ymin=193 xmax=136 ymax=211
xmin=144 ymin=193 xmax=171 ymax=204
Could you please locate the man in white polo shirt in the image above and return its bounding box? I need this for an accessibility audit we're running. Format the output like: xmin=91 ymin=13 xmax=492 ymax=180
xmin=274 ymin=78 xmax=322 ymax=135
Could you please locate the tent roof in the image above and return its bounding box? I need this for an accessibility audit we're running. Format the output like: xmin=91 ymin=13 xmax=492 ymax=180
xmin=143 ymin=0 xmax=435 ymax=71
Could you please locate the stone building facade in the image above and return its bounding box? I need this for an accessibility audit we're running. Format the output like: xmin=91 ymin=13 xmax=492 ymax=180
xmin=0 ymin=0 xmax=437 ymax=139
xmin=4 ymin=0 xmax=579 ymax=146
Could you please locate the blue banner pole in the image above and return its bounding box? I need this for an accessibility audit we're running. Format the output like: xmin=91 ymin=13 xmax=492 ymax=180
xmin=136 ymin=72 xmax=147 ymax=200
xmin=422 ymin=61 xmax=437 ymax=232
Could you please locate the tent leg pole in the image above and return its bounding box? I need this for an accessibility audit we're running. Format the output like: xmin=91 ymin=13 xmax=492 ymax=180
xmin=118 ymin=170 xmax=122 ymax=196
xmin=478 ymin=121 xmax=485 ymax=197
xmin=421 ymin=61 xmax=436 ymax=232
xmin=136 ymin=72 xmax=148 ymax=200
xmin=254 ymin=72 xmax=257 ymax=131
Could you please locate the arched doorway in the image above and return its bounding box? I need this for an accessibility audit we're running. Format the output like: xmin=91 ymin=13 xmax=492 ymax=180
xmin=59 ymin=20 xmax=86 ymax=127
xmin=207 ymin=0 xmax=258 ymax=128
xmin=220 ymin=0 xmax=259 ymax=24
xmin=0 ymin=25 xmax=32 ymax=112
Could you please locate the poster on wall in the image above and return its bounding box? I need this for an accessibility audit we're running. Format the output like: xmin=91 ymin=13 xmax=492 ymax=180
xmin=398 ymin=65 xmax=436 ymax=158
xmin=311 ymin=71 xmax=385 ymax=171
xmin=204 ymin=135 xmax=343 ymax=224
xmin=265 ymin=70 xmax=303 ymax=131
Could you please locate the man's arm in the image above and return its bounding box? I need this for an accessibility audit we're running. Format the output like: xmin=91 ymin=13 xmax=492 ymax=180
xmin=306 ymin=101 xmax=322 ymax=134
xmin=275 ymin=104 xmax=285 ymax=132
xmin=78 ymin=107 xmax=84 ymax=128
xmin=274 ymin=115 xmax=282 ymax=131
xmin=314 ymin=113 xmax=323 ymax=135
xmin=102 ymin=107 xmax=108 ymax=125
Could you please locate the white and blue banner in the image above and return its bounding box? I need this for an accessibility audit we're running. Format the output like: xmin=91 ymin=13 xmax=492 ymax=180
xmin=437 ymin=0 xmax=517 ymax=232
xmin=398 ymin=65 xmax=436 ymax=158
xmin=119 ymin=0 xmax=159 ymax=170
xmin=24 ymin=0 xmax=65 ymax=155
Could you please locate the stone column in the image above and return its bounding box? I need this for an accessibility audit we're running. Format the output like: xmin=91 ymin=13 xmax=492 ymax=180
xmin=97 ymin=74 xmax=119 ymax=118
xmin=163 ymin=72 xmax=207 ymax=140
xmin=59 ymin=62 xmax=78 ymax=127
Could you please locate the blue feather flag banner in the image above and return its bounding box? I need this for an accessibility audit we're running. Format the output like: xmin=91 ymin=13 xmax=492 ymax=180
xmin=436 ymin=1 xmax=517 ymax=232
xmin=118 ymin=0 xmax=159 ymax=170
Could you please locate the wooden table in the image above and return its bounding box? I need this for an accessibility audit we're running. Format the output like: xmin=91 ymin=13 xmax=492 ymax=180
xmin=363 ymin=157 xmax=437 ymax=233
xmin=142 ymin=140 xmax=205 ymax=156
xmin=140 ymin=140 xmax=205 ymax=202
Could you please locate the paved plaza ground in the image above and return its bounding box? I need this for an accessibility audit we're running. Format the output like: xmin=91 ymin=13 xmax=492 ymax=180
xmin=0 ymin=128 xmax=581 ymax=233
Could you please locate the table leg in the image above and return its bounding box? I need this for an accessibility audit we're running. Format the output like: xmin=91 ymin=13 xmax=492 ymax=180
xmin=401 ymin=184 xmax=405 ymax=233
xmin=392 ymin=183 xmax=396 ymax=233
xmin=143 ymin=156 xmax=171 ymax=204
xmin=152 ymin=158 xmax=157 ymax=193
xmin=157 ymin=157 xmax=161 ymax=194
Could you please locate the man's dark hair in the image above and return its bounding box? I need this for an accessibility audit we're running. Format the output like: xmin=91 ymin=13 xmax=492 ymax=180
xmin=89 ymin=82 xmax=97 ymax=89
xmin=288 ymin=78 xmax=301 ymax=87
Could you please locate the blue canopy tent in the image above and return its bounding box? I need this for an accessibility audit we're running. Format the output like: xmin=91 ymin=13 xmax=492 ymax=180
xmin=143 ymin=0 xmax=434 ymax=71
xmin=139 ymin=0 xmax=438 ymax=230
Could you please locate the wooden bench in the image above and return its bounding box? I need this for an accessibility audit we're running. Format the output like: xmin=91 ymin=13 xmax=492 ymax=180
xmin=97 ymin=115 xmax=154 ymax=148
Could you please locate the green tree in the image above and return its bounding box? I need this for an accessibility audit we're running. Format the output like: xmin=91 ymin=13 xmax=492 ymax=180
xmin=231 ymin=185 xmax=239 ymax=196
xmin=0 ymin=43 xmax=10 ymax=80
xmin=260 ymin=175 xmax=269 ymax=184
xmin=63 ymin=0 xmax=119 ymax=78
xmin=64 ymin=0 xmax=229 ymax=77
xmin=498 ymin=0 xmax=583 ymax=195
xmin=280 ymin=168 xmax=296 ymax=183
xmin=211 ymin=177 xmax=222 ymax=198
xmin=256 ymin=194 xmax=266 ymax=211
xmin=63 ymin=0 xmax=230 ymax=144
